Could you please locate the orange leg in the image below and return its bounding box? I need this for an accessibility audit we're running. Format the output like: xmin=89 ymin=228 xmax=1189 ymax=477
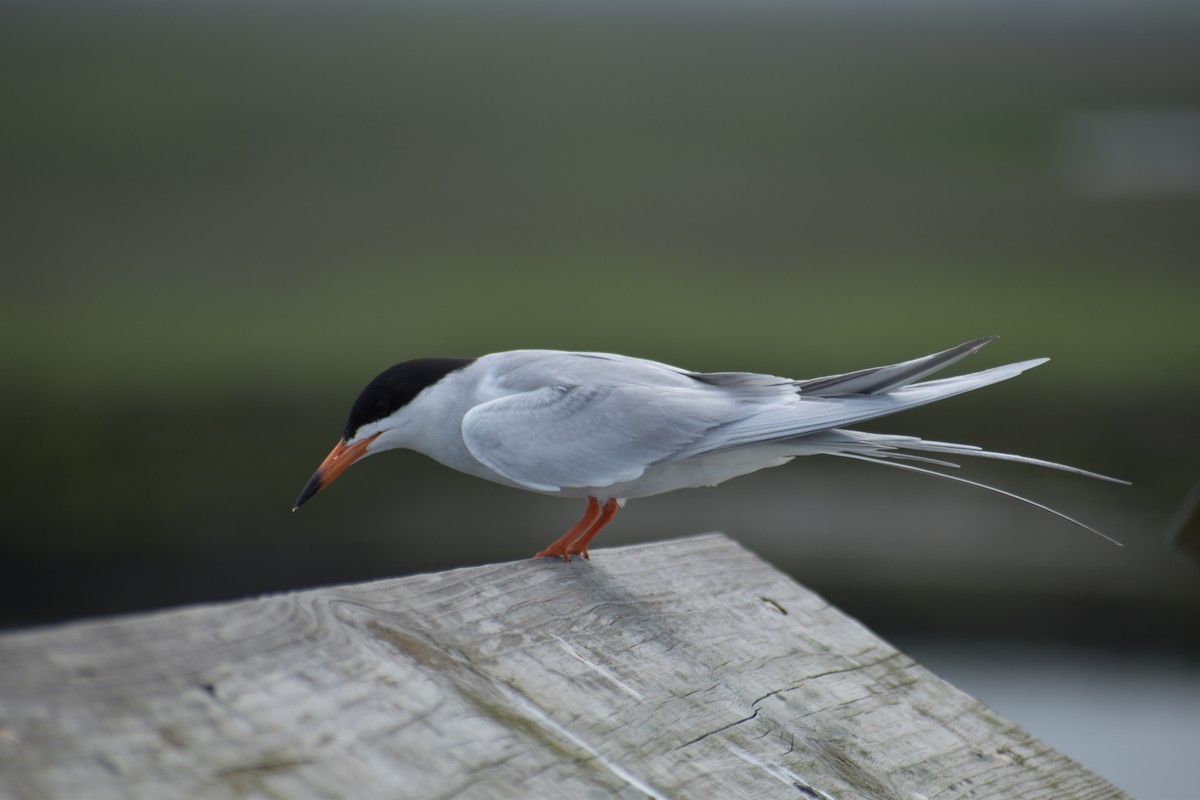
xmin=566 ymin=498 xmax=619 ymax=559
xmin=534 ymin=497 xmax=602 ymax=560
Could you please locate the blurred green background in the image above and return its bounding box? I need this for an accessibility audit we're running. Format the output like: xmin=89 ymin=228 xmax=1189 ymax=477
xmin=2 ymin=3 xmax=1198 ymax=795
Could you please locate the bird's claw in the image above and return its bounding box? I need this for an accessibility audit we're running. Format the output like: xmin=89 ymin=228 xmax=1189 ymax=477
xmin=532 ymin=547 xmax=588 ymax=561
xmin=533 ymin=548 xmax=571 ymax=561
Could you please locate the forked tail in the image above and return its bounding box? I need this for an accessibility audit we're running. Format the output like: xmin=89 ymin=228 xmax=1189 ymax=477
xmin=789 ymin=429 xmax=1128 ymax=545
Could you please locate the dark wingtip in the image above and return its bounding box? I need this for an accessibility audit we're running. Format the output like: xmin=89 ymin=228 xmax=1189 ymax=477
xmin=293 ymin=473 xmax=323 ymax=511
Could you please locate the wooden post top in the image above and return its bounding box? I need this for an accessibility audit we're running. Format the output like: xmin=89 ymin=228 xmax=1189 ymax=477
xmin=0 ymin=534 xmax=1128 ymax=799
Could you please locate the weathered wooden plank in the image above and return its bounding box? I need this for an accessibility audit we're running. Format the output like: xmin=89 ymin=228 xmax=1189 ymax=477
xmin=0 ymin=534 xmax=1128 ymax=800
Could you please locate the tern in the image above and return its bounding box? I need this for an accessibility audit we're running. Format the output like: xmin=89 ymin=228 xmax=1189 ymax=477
xmin=294 ymin=337 xmax=1125 ymax=559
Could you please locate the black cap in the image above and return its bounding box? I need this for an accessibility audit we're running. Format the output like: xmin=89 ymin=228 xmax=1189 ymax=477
xmin=343 ymin=357 xmax=476 ymax=440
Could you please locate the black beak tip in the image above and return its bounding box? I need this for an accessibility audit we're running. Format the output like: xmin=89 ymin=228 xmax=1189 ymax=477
xmin=293 ymin=473 xmax=323 ymax=512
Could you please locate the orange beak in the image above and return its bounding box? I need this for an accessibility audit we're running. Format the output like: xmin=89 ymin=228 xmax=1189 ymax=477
xmin=292 ymin=433 xmax=382 ymax=510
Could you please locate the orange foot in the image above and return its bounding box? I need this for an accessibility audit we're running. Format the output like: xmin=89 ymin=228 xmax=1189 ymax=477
xmin=534 ymin=497 xmax=620 ymax=561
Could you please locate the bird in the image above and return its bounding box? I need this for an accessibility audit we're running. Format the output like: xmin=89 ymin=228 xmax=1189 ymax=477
xmin=293 ymin=336 xmax=1125 ymax=559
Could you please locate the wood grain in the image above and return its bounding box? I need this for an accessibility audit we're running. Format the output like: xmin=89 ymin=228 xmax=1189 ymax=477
xmin=0 ymin=534 xmax=1129 ymax=799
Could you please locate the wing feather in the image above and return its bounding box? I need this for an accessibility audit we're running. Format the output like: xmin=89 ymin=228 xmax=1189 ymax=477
xmin=797 ymin=336 xmax=997 ymax=396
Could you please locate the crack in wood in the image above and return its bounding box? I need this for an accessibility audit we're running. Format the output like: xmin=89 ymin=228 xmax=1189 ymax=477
xmin=214 ymin=757 xmax=313 ymax=778
xmin=751 ymin=652 xmax=906 ymax=709
xmin=676 ymin=710 xmax=761 ymax=750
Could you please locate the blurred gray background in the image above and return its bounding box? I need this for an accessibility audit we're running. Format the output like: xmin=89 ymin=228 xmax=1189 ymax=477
xmin=2 ymin=2 xmax=1198 ymax=796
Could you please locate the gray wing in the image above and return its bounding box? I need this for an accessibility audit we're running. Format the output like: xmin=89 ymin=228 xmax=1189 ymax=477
xmin=461 ymin=383 xmax=751 ymax=491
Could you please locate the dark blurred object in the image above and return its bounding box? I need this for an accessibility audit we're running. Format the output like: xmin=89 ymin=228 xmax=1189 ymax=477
xmin=1165 ymin=478 xmax=1200 ymax=568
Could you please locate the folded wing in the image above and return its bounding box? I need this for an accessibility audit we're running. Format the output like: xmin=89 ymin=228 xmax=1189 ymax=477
xmin=461 ymin=383 xmax=754 ymax=491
